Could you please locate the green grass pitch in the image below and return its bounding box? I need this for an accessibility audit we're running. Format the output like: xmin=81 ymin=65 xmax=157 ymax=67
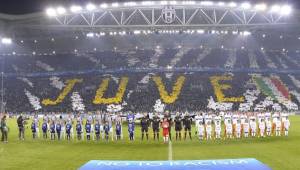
xmin=0 ymin=115 xmax=299 ymax=170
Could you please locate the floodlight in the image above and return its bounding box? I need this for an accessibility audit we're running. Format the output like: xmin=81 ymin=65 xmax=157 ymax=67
xmin=86 ymin=32 xmax=95 ymax=38
xmin=160 ymin=1 xmax=168 ymax=5
xmin=182 ymin=1 xmax=195 ymax=5
xmin=124 ymin=2 xmax=137 ymax=6
xmin=70 ymin=5 xmax=82 ymax=13
xmin=100 ymin=3 xmax=108 ymax=9
xmin=142 ymin=1 xmax=154 ymax=6
xmin=254 ymin=4 xmax=267 ymax=11
xmin=170 ymin=1 xmax=177 ymax=5
xmin=201 ymin=1 xmax=213 ymax=6
xmin=197 ymin=29 xmax=205 ymax=34
xmin=280 ymin=5 xmax=292 ymax=16
xmin=46 ymin=8 xmax=57 ymax=17
xmin=270 ymin=5 xmax=280 ymax=13
xmin=218 ymin=2 xmax=225 ymax=6
xmin=111 ymin=3 xmax=119 ymax=7
xmin=133 ymin=30 xmax=141 ymax=34
xmin=241 ymin=2 xmax=251 ymax=10
xmin=86 ymin=3 xmax=96 ymax=11
xmin=57 ymin=7 xmax=66 ymax=15
xmin=242 ymin=31 xmax=251 ymax=36
xmin=228 ymin=2 xmax=237 ymax=7
xmin=1 ymin=38 xmax=12 ymax=45
xmin=232 ymin=30 xmax=238 ymax=35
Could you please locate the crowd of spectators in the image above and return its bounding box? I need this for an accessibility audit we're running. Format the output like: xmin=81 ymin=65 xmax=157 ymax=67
xmin=1 ymin=47 xmax=300 ymax=113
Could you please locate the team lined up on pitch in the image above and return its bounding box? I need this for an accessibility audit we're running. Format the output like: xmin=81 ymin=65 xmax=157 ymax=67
xmin=16 ymin=112 xmax=291 ymax=143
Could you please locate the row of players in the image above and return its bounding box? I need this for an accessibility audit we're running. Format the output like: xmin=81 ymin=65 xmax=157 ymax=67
xmin=24 ymin=112 xmax=291 ymax=142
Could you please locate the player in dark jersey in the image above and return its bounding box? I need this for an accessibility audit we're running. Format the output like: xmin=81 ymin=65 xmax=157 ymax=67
xmin=76 ymin=121 xmax=82 ymax=140
xmin=85 ymin=120 xmax=92 ymax=141
xmin=31 ymin=121 xmax=37 ymax=139
xmin=165 ymin=111 xmax=173 ymax=141
xmin=42 ymin=121 xmax=48 ymax=139
xmin=104 ymin=121 xmax=110 ymax=142
xmin=66 ymin=122 xmax=72 ymax=141
xmin=56 ymin=121 xmax=62 ymax=140
xmin=174 ymin=113 xmax=183 ymax=140
xmin=94 ymin=120 xmax=101 ymax=141
xmin=115 ymin=121 xmax=122 ymax=140
xmin=140 ymin=113 xmax=150 ymax=140
xmin=183 ymin=112 xmax=192 ymax=140
xmin=127 ymin=113 xmax=135 ymax=141
xmin=151 ymin=113 xmax=160 ymax=140
xmin=50 ymin=120 xmax=56 ymax=140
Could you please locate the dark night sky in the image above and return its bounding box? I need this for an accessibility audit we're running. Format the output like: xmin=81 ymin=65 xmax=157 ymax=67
xmin=0 ymin=0 xmax=299 ymax=15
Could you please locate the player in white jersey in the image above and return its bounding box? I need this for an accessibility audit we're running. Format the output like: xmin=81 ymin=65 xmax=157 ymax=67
xmin=266 ymin=118 xmax=272 ymax=136
xmin=257 ymin=112 xmax=265 ymax=123
xmin=225 ymin=119 xmax=233 ymax=139
xmin=214 ymin=114 xmax=221 ymax=139
xmin=265 ymin=112 xmax=271 ymax=122
xmin=250 ymin=115 xmax=257 ymax=137
xmin=243 ymin=119 xmax=250 ymax=138
xmin=281 ymin=113 xmax=288 ymax=122
xmin=198 ymin=121 xmax=205 ymax=140
xmin=283 ymin=117 xmax=290 ymax=136
xmin=224 ymin=113 xmax=232 ymax=126
xmin=240 ymin=113 xmax=247 ymax=124
xmin=194 ymin=112 xmax=203 ymax=135
xmin=214 ymin=119 xmax=221 ymax=139
xmin=235 ymin=119 xmax=241 ymax=139
xmin=259 ymin=118 xmax=265 ymax=137
xmin=275 ymin=116 xmax=281 ymax=136
xmin=204 ymin=114 xmax=212 ymax=125
xmin=205 ymin=121 xmax=212 ymax=140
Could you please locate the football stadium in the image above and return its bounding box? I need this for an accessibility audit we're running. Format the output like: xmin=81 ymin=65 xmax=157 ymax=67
xmin=0 ymin=1 xmax=300 ymax=170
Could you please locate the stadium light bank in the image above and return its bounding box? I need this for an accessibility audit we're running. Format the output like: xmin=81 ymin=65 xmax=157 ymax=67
xmin=46 ymin=1 xmax=293 ymax=17
xmin=1 ymin=38 xmax=12 ymax=45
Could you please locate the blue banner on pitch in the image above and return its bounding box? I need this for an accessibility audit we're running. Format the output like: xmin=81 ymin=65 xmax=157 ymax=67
xmin=79 ymin=158 xmax=271 ymax=170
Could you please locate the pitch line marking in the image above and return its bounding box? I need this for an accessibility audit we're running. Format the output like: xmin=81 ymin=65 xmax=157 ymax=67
xmin=168 ymin=140 xmax=173 ymax=161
